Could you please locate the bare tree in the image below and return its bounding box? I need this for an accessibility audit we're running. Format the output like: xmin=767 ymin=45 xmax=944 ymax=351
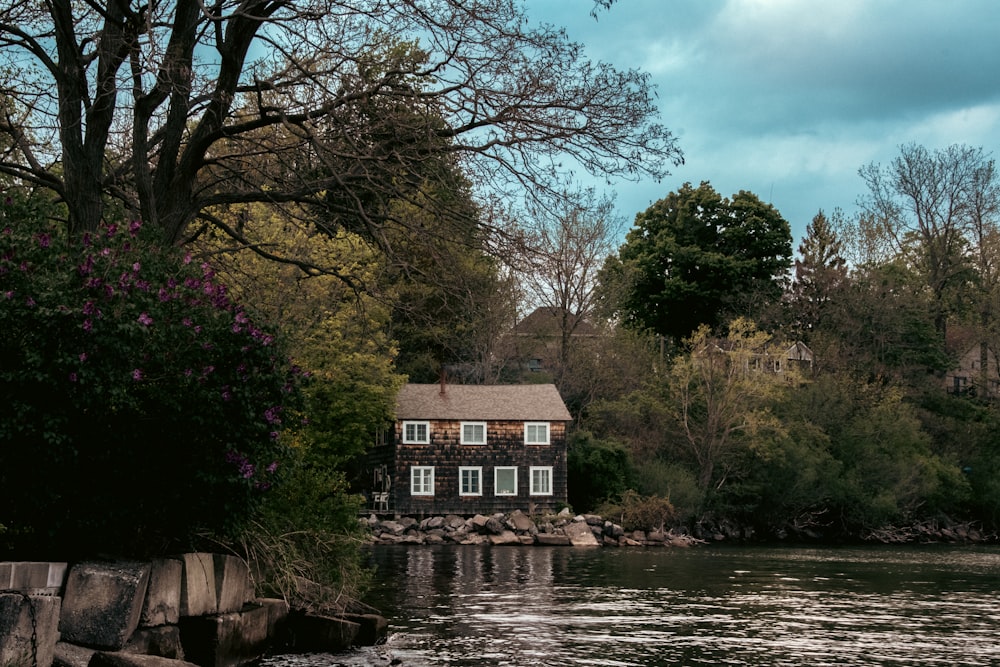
xmin=519 ymin=186 xmax=623 ymax=378
xmin=0 ymin=0 xmax=681 ymax=273
xmin=858 ymin=144 xmax=992 ymax=339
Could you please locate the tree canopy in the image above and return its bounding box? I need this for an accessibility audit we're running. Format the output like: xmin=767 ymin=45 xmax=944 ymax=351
xmin=600 ymin=181 xmax=792 ymax=343
xmin=0 ymin=0 xmax=681 ymax=276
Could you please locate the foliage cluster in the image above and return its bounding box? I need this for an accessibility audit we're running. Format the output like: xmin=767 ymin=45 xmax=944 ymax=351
xmin=0 ymin=197 xmax=302 ymax=557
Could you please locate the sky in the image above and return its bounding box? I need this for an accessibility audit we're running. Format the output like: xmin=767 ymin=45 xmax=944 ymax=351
xmin=526 ymin=0 xmax=1000 ymax=246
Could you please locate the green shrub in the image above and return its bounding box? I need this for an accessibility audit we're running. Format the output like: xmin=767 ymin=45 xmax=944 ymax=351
xmin=0 ymin=206 xmax=303 ymax=557
xmin=566 ymin=430 xmax=635 ymax=512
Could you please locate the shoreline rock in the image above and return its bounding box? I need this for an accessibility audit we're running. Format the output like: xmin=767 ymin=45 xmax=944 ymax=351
xmin=361 ymin=509 xmax=704 ymax=548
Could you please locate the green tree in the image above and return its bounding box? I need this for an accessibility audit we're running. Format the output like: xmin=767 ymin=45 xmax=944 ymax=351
xmin=787 ymin=209 xmax=849 ymax=343
xmin=601 ymin=182 xmax=792 ymax=343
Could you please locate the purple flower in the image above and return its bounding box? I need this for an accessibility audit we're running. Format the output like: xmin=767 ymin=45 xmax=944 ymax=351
xmin=36 ymin=233 xmax=50 ymax=248
xmin=105 ymin=224 xmax=118 ymax=238
xmin=266 ymin=461 xmax=278 ymax=474
xmin=129 ymin=220 xmax=142 ymax=236
xmin=264 ymin=406 xmax=282 ymax=424
xmin=137 ymin=312 xmax=153 ymax=326
xmin=132 ymin=368 xmax=143 ymax=381
xmin=240 ymin=462 xmax=255 ymax=479
xmin=79 ymin=352 xmax=87 ymax=362
xmin=68 ymin=372 xmax=77 ymax=382
xmin=82 ymin=319 xmax=93 ymax=332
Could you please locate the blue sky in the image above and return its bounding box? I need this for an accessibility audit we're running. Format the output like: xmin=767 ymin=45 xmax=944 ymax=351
xmin=526 ymin=0 xmax=1000 ymax=246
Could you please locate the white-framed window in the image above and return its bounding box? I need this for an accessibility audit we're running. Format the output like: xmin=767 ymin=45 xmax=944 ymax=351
xmin=530 ymin=466 xmax=553 ymax=496
xmin=403 ymin=421 xmax=430 ymax=444
xmin=459 ymin=467 xmax=483 ymax=496
xmin=461 ymin=421 xmax=487 ymax=445
xmin=411 ymin=466 xmax=434 ymax=496
xmin=525 ymin=422 xmax=550 ymax=445
xmin=494 ymin=466 xmax=518 ymax=496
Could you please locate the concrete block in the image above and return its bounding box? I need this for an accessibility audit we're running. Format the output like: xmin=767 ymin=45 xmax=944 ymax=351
xmin=59 ymin=561 xmax=151 ymax=650
xmin=0 ymin=593 xmax=61 ymax=667
xmin=179 ymin=554 xmax=216 ymax=618
xmin=178 ymin=604 xmax=271 ymax=667
xmin=212 ymin=555 xmax=252 ymax=615
xmin=89 ymin=651 xmax=200 ymax=667
xmin=141 ymin=559 xmax=182 ymax=627
xmin=0 ymin=563 xmax=11 ymax=589
xmin=282 ymin=612 xmax=360 ymax=653
xmin=53 ymin=641 xmax=96 ymax=667
xmin=341 ymin=613 xmax=388 ymax=646
xmin=124 ymin=625 xmax=184 ymax=659
xmin=257 ymin=598 xmax=289 ymax=640
xmin=563 ymin=521 xmax=601 ymax=547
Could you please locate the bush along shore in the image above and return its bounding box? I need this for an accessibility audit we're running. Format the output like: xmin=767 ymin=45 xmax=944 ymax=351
xmin=362 ymin=509 xmax=704 ymax=547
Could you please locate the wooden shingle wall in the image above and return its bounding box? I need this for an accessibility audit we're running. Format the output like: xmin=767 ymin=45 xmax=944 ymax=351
xmin=392 ymin=419 xmax=568 ymax=516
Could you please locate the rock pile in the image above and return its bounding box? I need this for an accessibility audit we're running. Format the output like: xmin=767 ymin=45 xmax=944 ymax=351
xmin=362 ymin=509 xmax=703 ymax=548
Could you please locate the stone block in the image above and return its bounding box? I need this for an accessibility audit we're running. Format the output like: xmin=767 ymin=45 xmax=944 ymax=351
xmin=3 ymin=562 xmax=66 ymax=593
xmin=179 ymin=554 xmax=217 ymax=618
xmin=124 ymin=626 xmax=184 ymax=659
xmin=488 ymin=531 xmax=519 ymax=545
xmin=341 ymin=613 xmax=388 ymax=647
xmin=257 ymin=598 xmax=289 ymax=640
xmin=0 ymin=593 xmax=61 ymax=667
xmin=212 ymin=555 xmax=252 ymax=615
xmin=282 ymin=612 xmax=360 ymax=653
xmin=53 ymin=640 xmax=96 ymax=667
xmin=89 ymin=652 xmax=200 ymax=667
xmin=178 ymin=604 xmax=270 ymax=667
xmin=59 ymin=562 xmax=150 ymax=650
xmin=141 ymin=559 xmax=183 ymax=627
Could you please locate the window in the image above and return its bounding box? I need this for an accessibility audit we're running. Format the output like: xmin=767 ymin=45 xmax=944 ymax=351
xmin=459 ymin=467 xmax=482 ymax=496
xmin=411 ymin=466 xmax=434 ymax=495
xmin=530 ymin=467 xmax=553 ymax=496
xmin=525 ymin=422 xmax=550 ymax=445
xmin=494 ymin=467 xmax=518 ymax=495
xmin=461 ymin=421 xmax=487 ymax=445
xmin=403 ymin=421 xmax=430 ymax=444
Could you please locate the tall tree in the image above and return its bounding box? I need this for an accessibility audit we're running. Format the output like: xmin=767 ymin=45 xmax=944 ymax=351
xmin=600 ymin=181 xmax=792 ymax=343
xmin=0 ymin=0 xmax=681 ymax=269
xmin=858 ymin=143 xmax=992 ymax=340
xmin=788 ymin=209 xmax=849 ymax=342
xmin=519 ymin=186 xmax=623 ymax=384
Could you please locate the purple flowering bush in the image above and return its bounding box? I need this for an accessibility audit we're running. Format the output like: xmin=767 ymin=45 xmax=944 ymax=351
xmin=0 ymin=203 xmax=303 ymax=557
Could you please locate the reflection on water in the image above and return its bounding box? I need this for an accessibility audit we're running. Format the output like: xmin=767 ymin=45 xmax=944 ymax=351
xmin=267 ymin=545 xmax=1000 ymax=666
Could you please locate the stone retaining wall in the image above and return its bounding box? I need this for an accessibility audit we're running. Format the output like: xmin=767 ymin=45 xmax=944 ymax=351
xmin=363 ymin=508 xmax=703 ymax=547
xmin=0 ymin=554 xmax=386 ymax=667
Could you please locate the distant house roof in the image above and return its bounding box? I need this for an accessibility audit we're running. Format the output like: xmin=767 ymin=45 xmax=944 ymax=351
xmin=396 ymin=383 xmax=572 ymax=422
xmin=511 ymin=306 xmax=599 ymax=337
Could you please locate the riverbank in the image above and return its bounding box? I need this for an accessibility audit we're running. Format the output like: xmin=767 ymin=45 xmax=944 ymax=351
xmin=361 ymin=509 xmax=704 ymax=547
xmin=361 ymin=509 xmax=998 ymax=548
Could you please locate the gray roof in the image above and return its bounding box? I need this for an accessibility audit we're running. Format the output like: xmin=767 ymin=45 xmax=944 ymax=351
xmin=396 ymin=383 xmax=572 ymax=422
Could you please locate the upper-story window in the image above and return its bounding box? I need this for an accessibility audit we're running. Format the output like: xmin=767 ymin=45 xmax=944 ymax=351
xmin=461 ymin=421 xmax=487 ymax=445
xmin=525 ymin=422 xmax=550 ymax=445
xmin=403 ymin=421 xmax=430 ymax=444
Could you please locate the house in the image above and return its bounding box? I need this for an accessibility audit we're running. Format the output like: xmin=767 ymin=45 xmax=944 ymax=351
xmin=944 ymin=343 xmax=1000 ymax=397
xmin=367 ymin=382 xmax=572 ymax=516
xmin=500 ymin=306 xmax=600 ymax=379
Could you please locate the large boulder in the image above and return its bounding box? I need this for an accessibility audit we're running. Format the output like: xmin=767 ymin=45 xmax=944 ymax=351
xmin=89 ymin=652 xmax=200 ymax=667
xmin=59 ymin=561 xmax=151 ymax=650
xmin=563 ymin=522 xmax=600 ymax=547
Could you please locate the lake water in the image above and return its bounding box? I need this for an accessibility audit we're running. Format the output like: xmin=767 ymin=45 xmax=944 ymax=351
xmin=267 ymin=543 xmax=1000 ymax=666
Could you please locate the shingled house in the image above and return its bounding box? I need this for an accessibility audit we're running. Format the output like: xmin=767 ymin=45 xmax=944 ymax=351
xmin=367 ymin=382 xmax=571 ymax=516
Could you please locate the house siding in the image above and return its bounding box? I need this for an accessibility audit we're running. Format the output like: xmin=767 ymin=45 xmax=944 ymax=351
xmin=391 ymin=419 xmax=568 ymax=516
